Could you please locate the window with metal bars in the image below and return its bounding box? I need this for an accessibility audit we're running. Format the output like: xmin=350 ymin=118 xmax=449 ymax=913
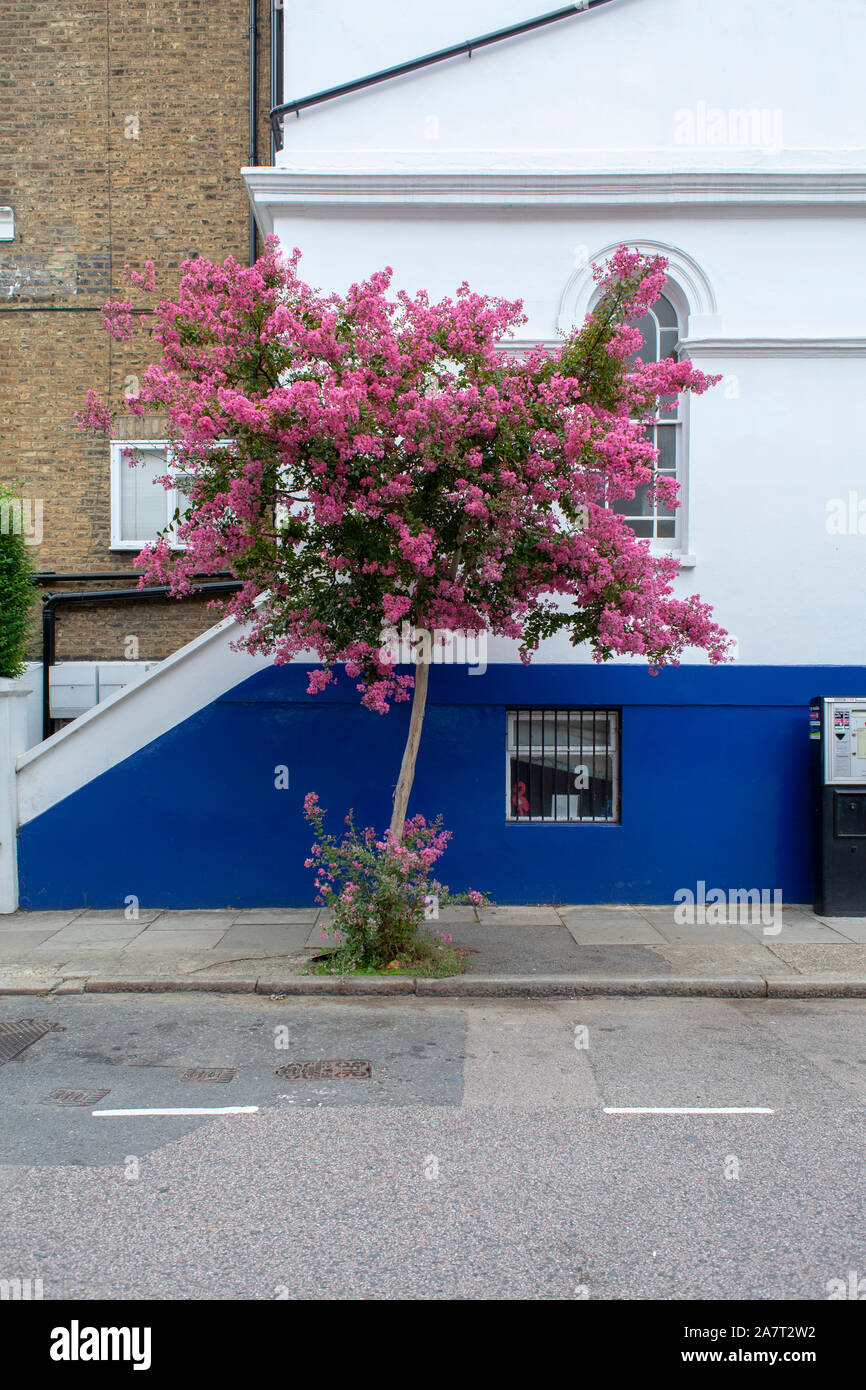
xmin=506 ymin=709 xmax=620 ymax=823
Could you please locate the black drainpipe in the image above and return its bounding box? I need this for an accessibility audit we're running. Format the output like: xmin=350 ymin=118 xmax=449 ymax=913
xmin=269 ymin=0 xmax=284 ymax=165
xmin=40 ymin=580 xmax=242 ymax=742
xmin=249 ymin=0 xmax=258 ymax=265
xmin=33 ymin=571 xmax=233 ymax=584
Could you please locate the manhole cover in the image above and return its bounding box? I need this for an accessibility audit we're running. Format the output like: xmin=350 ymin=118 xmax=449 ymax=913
xmin=42 ymin=1088 xmax=111 ymax=1107
xmin=275 ymin=1059 xmax=372 ymax=1080
xmin=180 ymin=1067 xmax=236 ymax=1083
xmin=0 ymin=1019 xmax=64 ymax=1066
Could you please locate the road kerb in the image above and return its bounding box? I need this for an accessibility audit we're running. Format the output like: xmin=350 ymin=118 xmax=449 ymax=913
xmin=0 ymin=971 xmax=857 ymax=998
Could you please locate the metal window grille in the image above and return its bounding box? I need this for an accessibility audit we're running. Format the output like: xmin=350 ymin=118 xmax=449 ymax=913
xmin=506 ymin=708 xmax=620 ymax=823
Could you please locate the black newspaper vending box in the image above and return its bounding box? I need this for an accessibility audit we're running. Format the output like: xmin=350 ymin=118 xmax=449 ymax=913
xmin=811 ymin=697 xmax=866 ymax=915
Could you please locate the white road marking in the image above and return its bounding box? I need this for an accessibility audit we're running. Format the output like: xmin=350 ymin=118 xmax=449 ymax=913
xmin=91 ymin=1106 xmax=259 ymax=1117
xmin=604 ymin=1106 xmax=774 ymax=1114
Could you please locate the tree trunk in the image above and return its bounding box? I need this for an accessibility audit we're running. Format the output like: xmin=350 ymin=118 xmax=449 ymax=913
xmin=389 ymin=658 xmax=430 ymax=840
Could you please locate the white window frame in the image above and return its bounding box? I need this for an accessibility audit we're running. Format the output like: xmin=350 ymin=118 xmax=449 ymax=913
xmin=612 ymin=297 xmax=682 ymax=549
xmin=587 ymin=285 xmax=696 ymax=568
xmin=109 ymin=440 xmax=190 ymax=551
xmin=506 ymin=708 xmax=620 ymax=824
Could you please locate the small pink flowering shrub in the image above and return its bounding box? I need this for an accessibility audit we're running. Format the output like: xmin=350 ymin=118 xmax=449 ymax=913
xmin=303 ymin=792 xmax=488 ymax=970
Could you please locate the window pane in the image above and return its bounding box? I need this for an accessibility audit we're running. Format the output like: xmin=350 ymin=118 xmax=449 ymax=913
xmin=173 ymin=474 xmax=193 ymax=522
xmin=613 ymin=484 xmax=653 ymax=521
xmin=659 ymin=327 xmax=679 ymax=360
xmin=626 ymin=311 xmax=657 ymax=363
xmin=656 ymin=424 xmax=677 ymax=474
xmin=511 ymin=714 xmax=582 ymax=749
xmin=120 ymin=449 xmax=168 ymax=542
xmin=655 ymin=293 xmax=678 ymax=332
xmin=508 ymin=710 xmax=619 ymax=822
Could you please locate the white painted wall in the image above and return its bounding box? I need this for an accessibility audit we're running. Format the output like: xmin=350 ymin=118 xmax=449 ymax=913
xmin=240 ymin=0 xmax=866 ymax=668
xmin=276 ymin=0 xmax=866 ymax=173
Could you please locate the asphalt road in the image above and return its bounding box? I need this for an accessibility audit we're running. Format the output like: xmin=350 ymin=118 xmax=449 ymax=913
xmin=0 ymin=992 xmax=864 ymax=1300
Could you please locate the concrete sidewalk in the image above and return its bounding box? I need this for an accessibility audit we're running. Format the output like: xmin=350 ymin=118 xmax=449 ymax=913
xmin=2 ymin=902 xmax=866 ymax=997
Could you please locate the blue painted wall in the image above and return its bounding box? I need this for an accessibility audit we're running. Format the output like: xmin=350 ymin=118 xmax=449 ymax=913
xmin=17 ymin=664 xmax=866 ymax=909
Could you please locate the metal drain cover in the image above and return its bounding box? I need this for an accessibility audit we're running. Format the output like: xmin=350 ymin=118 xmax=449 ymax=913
xmin=0 ymin=1019 xmax=64 ymax=1066
xmin=42 ymin=1088 xmax=111 ymax=1107
xmin=275 ymin=1059 xmax=372 ymax=1080
xmin=180 ymin=1067 xmax=236 ymax=1083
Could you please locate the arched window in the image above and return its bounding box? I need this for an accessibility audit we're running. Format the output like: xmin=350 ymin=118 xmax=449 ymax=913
xmin=612 ymin=292 xmax=681 ymax=542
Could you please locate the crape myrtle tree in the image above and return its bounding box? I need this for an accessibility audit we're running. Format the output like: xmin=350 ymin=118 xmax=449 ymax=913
xmin=80 ymin=239 xmax=729 ymax=848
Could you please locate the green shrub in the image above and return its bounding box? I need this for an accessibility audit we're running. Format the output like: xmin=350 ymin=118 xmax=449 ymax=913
xmin=0 ymin=485 xmax=35 ymax=679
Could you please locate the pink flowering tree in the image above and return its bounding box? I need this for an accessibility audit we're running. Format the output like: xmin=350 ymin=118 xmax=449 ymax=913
xmin=80 ymin=239 xmax=729 ymax=851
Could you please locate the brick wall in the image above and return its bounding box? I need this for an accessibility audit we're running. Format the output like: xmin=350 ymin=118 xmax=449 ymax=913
xmin=0 ymin=0 xmax=273 ymax=661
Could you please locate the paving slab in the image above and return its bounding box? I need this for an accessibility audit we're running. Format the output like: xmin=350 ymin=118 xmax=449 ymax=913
xmin=556 ymin=900 xmax=644 ymax=911
xmin=425 ymin=907 xmax=483 ymax=924
xmin=763 ymin=943 xmax=866 ymax=973
xmin=217 ymin=924 xmax=312 ymax=953
xmin=123 ymin=929 xmax=228 ymax=952
xmin=146 ymin=911 xmax=241 ymax=931
xmin=450 ymin=922 xmax=587 ymax=974
xmin=741 ymin=919 xmax=852 ymax=944
xmin=636 ymin=904 xmax=832 ymax=932
xmin=184 ymin=952 xmax=304 ymax=976
xmin=476 ymin=906 xmax=564 ymax=926
xmin=634 ymin=911 xmax=765 ymax=945
xmin=230 ymin=909 xmax=319 ymax=926
xmin=652 ymin=944 xmax=793 ymax=977
xmin=33 ymin=924 xmax=148 ymax=949
xmin=0 ymin=911 xmax=84 ymax=931
xmin=66 ymin=948 xmax=283 ymax=978
xmin=71 ymin=909 xmax=163 ymax=926
xmin=814 ymin=918 xmax=866 ymax=942
xmin=30 ymin=950 xmax=138 ymax=975
xmin=560 ymin=913 xmax=667 ymax=945
xmin=0 ymin=930 xmax=74 ymax=952
xmin=449 ymin=924 xmax=670 ymax=976
xmin=557 ymin=906 xmax=646 ymax=920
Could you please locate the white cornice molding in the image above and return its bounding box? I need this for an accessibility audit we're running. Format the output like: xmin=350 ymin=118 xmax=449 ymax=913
xmin=488 ymin=336 xmax=866 ymax=360
xmin=495 ymin=338 xmax=560 ymax=356
xmin=244 ymin=168 xmax=866 ymax=234
xmin=481 ymin=337 xmax=866 ymax=360
xmin=680 ymin=338 xmax=866 ymax=359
